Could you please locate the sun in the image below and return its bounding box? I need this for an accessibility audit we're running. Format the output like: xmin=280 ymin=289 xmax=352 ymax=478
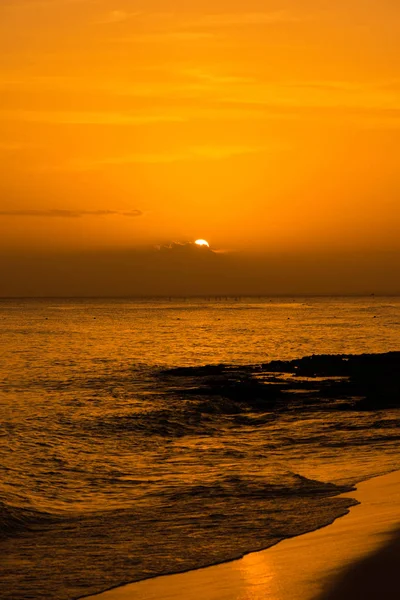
xmin=195 ymin=239 xmax=210 ymax=248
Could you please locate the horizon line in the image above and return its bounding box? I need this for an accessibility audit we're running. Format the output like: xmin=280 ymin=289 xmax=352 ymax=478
xmin=0 ymin=293 xmax=397 ymax=300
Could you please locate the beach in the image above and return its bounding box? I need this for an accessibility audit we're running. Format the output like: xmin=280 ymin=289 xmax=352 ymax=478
xmin=86 ymin=470 xmax=400 ymax=600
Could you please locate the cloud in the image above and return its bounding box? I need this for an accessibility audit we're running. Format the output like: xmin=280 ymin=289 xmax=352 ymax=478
xmin=118 ymin=31 xmax=217 ymax=43
xmin=0 ymin=142 xmax=36 ymax=151
xmin=105 ymin=9 xmax=310 ymax=43
xmin=96 ymin=10 xmax=142 ymax=25
xmin=156 ymin=241 xmax=217 ymax=259
xmin=1 ymin=0 xmax=94 ymax=9
xmin=180 ymin=68 xmax=255 ymax=85
xmin=64 ymin=145 xmax=266 ymax=170
xmin=0 ymin=109 xmax=187 ymax=126
xmin=105 ymin=9 xmax=306 ymax=31
xmin=115 ymin=145 xmax=264 ymax=163
xmin=0 ymin=209 xmax=142 ymax=218
xmin=188 ymin=145 xmax=264 ymax=160
xmin=191 ymin=10 xmax=307 ymax=28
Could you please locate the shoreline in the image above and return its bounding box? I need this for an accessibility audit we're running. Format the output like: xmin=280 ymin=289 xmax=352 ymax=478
xmin=83 ymin=469 xmax=400 ymax=600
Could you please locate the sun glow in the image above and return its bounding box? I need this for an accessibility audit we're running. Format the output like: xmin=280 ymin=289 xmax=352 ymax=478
xmin=195 ymin=239 xmax=210 ymax=248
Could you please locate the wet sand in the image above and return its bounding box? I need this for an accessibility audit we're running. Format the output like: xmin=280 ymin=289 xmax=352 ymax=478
xmin=85 ymin=470 xmax=400 ymax=600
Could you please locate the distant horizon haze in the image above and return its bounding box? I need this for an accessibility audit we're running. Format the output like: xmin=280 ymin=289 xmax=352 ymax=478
xmin=1 ymin=244 xmax=399 ymax=297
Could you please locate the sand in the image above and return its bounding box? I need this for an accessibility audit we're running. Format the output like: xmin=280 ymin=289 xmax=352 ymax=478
xmin=85 ymin=470 xmax=400 ymax=600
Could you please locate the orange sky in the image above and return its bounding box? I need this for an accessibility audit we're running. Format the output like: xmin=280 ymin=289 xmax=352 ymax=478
xmin=0 ymin=0 xmax=399 ymax=294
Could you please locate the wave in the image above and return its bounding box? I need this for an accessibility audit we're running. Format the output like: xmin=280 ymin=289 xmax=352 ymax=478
xmin=0 ymin=474 xmax=357 ymax=600
xmin=84 ymin=409 xmax=213 ymax=439
xmin=0 ymin=500 xmax=55 ymax=538
xmin=164 ymin=473 xmax=353 ymax=502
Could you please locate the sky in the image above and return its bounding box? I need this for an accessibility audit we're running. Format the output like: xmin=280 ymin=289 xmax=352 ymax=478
xmin=0 ymin=0 xmax=400 ymax=295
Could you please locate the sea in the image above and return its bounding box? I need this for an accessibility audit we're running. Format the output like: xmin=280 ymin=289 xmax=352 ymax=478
xmin=1 ymin=296 xmax=400 ymax=600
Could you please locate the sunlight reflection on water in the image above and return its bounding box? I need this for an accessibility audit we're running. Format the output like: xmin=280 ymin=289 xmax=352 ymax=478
xmin=0 ymin=297 xmax=399 ymax=599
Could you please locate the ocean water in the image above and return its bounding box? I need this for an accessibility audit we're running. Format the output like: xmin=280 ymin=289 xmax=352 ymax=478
xmin=1 ymin=296 xmax=400 ymax=600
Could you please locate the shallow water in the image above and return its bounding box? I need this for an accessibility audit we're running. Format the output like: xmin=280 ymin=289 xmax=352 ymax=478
xmin=1 ymin=297 xmax=400 ymax=599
